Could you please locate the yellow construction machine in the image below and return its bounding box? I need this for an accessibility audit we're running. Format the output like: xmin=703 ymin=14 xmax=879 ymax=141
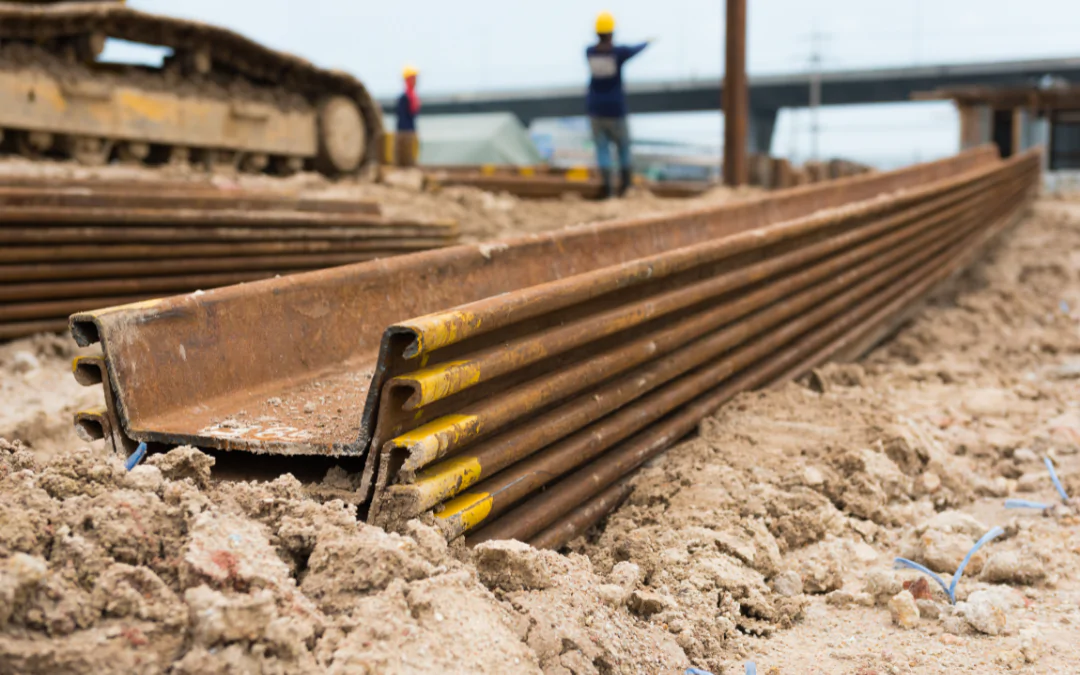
xmin=0 ymin=0 xmax=382 ymax=175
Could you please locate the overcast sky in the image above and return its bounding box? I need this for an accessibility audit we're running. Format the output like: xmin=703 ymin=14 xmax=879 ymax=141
xmin=107 ymin=1 xmax=1079 ymax=166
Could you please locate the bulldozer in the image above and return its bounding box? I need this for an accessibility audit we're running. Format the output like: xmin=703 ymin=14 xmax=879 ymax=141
xmin=0 ymin=0 xmax=382 ymax=175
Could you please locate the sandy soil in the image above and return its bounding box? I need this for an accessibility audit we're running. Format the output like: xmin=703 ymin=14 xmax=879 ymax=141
xmin=1 ymin=185 xmax=1079 ymax=673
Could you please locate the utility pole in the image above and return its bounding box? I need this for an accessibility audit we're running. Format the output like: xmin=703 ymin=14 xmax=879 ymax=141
xmin=808 ymin=28 xmax=822 ymax=162
xmin=723 ymin=0 xmax=748 ymax=186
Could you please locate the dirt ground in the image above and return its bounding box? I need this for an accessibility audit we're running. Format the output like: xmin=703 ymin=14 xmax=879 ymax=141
xmin=2 ymin=175 xmax=1080 ymax=673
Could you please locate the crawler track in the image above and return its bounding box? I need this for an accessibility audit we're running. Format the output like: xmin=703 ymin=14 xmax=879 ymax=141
xmin=68 ymin=146 xmax=1039 ymax=547
xmin=0 ymin=2 xmax=382 ymax=174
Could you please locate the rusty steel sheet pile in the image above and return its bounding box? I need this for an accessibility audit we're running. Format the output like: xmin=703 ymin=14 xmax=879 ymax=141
xmin=68 ymin=147 xmax=1039 ymax=548
xmin=0 ymin=181 xmax=458 ymax=339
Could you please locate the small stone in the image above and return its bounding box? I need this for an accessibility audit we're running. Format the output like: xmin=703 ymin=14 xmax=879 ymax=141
xmin=770 ymin=570 xmax=803 ymax=598
xmin=267 ymin=397 xmax=282 ymax=407
xmin=853 ymin=592 xmax=875 ymax=607
xmin=959 ymin=590 xmax=1008 ymax=635
xmin=628 ymin=590 xmax=674 ymax=617
xmin=916 ymin=599 xmax=941 ymax=619
xmin=10 ymin=351 xmax=39 ymax=374
xmin=864 ymin=569 xmax=902 ymax=605
xmin=943 ymin=616 xmax=969 ymax=635
xmin=888 ymin=590 xmax=920 ymax=629
xmin=904 ymin=576 xmax=934 ymax=601
xmin=973 ymin=476 xmax=1010 ymax=498
xmin=981 ymin=550 xmax=1046 ymax=586
xmin=803 ymin=466 xmax=825 ymax=486
xmin=1015 ymin=472 xmax=1045 ymax=493
xmin=146 ymin=446 xmax=215 ymax=489
xmin=124 ymin=465 xmax=164 ymax=493
xmin=597 ymin=583 xmax=629 ymax=608
xmin=303 ymin=402 xmax=316 ymax=414
xmin=915 ymin=472 xmax=942 ymax=495
xmin=473 ymin=540 xmax=553 ymax=592
xmin=608 ymin=561 xmax=641 ymax=591
xmin=825 ymin=590 xmax=854 ymax=607
xmin=1019 ymin=627 xmax=1041 ymax=663
xmin=1013 ymin=448 xmax=1038 ymax=463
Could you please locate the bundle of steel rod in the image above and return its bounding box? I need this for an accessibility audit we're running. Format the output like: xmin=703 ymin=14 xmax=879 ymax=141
xmin=0 ymin=180 xmax=458 ymax=339
xmin=68 ymin=147 xmax=1038 ymax=550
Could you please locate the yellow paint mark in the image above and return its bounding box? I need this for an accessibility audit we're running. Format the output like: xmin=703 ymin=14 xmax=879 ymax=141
xmin=390 ymin=414 xmax=481 ymax=469
xmin=435 ymin=491 xmax=492 ymax=533
xmin=117 ymin=91 xmax=169 ymax=122
xmin=399 ymin=360 xmax=483 ymax=407
xmin=518 ymin=166 xmax=536 ymax=177
xmin=401 ymin=308 xmax=482 ymax=354
xmin=420 ymin=353 xmax=430 ymax=367
xmin=481 ymin=164 xmax=497 ymax=176
xmin=565 ymin=166 xmax=590 ymax=182
xmin=410 ymin=454 xmax=484 ymax=511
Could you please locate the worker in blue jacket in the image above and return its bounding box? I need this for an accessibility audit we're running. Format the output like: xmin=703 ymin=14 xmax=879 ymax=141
xmin=586 ymin=12 xmax=650 ymax=198
xmin=395 ymin=65 xmax=421 ymax=166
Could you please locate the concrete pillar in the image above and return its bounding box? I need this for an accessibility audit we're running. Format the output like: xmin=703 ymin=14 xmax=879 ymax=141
xmin=958 ymin=103 xmax=992 ymax=150
xmin=749 ymin=108 xmax=778 ymax=155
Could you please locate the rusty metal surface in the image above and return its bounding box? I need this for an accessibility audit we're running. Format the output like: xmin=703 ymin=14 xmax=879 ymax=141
xmin=0 ymin=180 xmax=456 ymax=341
xmin=66 ymin=147 xmax=1036 ymax=546
xmin=0 ymin=184 xmax=379 ymax=215
xmin=723 ymin=0 xmax=748 ymax=186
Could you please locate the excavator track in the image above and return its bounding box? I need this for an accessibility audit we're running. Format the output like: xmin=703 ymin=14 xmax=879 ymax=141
xmin=0 ymin=1 xmax=382 ymax=175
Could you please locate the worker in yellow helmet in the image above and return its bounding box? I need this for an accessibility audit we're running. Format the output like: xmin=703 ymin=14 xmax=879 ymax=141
xmin=395 ymin=65 xmax=421 ymax=166
xmin=586 ymin=12 xmax=651 ymax=197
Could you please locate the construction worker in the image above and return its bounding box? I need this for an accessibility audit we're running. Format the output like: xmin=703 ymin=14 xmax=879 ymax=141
xmin=586 ymin=11 xmax=649 ymax=198
xmin=395 ymin=65 xmax=421 ymax=167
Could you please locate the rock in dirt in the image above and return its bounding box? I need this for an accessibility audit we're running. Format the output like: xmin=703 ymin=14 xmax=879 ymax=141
xmin=903 ymin=528 xmax=986 ymax=575
xmin=473 ymin=540 xmax=555 ymax=592
xmin=181 ymin=511 xmax=292 ymax=592
xmin=123 ymin=464 xmax=164 ymax=493
xmin=958 ymin=589 xmax=1011 ymax=635
xmin=628 ymin=589 xmax=675 ymax=617
xmin=146 ymin=446 xmax=215 ymax=489
xmin=770 ymin=570 xmax=804 ymax=598
xmin=185 ymin=585 xmax=276 ymax=645
xmin=916 ymin=599 xmax=941 ymax=619
xmin=981 ymin=550 xmax=1046 ymax=585
xmin=864 ymin=569 xmax=902 ymax=605
xmin=888 ymin=590 xmax=920 ymax=629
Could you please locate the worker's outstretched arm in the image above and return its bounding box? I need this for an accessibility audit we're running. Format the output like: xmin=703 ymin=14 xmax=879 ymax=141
xmin=617 ymin=42 xmax=650 ymax=63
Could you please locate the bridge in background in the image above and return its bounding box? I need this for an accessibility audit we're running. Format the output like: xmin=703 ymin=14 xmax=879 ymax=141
xmin=381 ymin=57 xmax=1080 ymax=154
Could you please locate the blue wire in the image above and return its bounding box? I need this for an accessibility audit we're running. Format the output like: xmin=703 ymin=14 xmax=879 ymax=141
xmin=949 ymin=527 xmax=1004 ymax=602
xmin=893 ymin=557 xmax=950 ymax=597
xmin=894 ymin=526 xmax=1005 ymax=604
xmin=1045 ymin=457 xmax=1069 ymax=503
xmin=1004 ymin=498 xmax=1051 ymax=510
xmin=746 ymin=663 xmax=757 ymax=675
xmin=124 ymin=442 xmax=148 ymax=471
xmin=685 ymin=669 xmax=713 ymax=675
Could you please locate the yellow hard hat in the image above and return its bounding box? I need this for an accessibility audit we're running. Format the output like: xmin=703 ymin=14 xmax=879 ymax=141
xmin=595 ymin=11 xmax=615 ymax=34
xmin=402 ymin=65 xmax=418 ymax=79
